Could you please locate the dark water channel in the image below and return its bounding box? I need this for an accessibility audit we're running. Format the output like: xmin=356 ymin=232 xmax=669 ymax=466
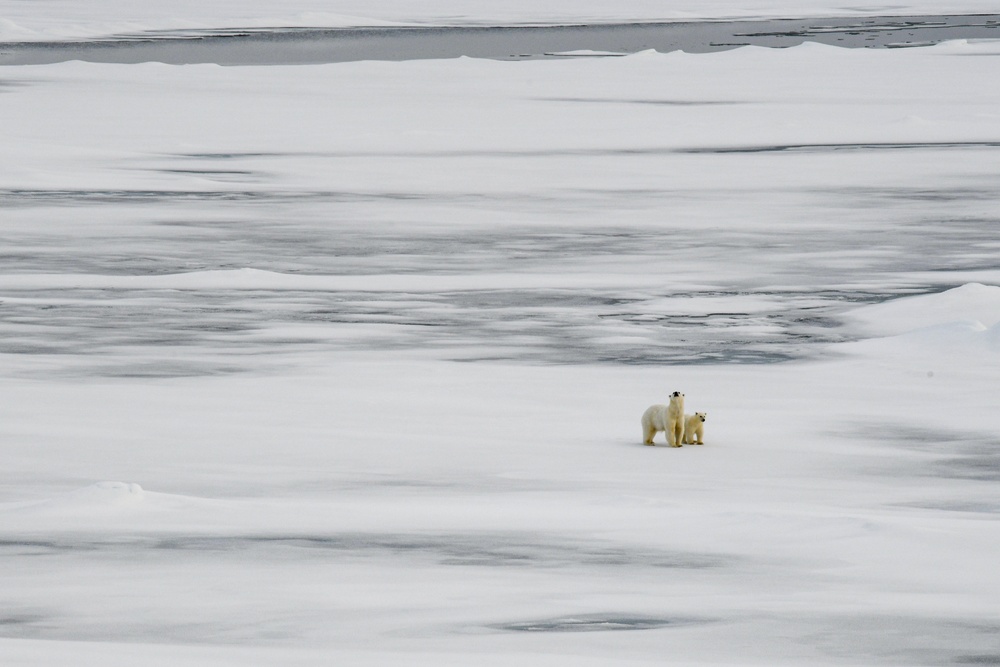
xmin=1 ymin=14 xmax=999 ymax=66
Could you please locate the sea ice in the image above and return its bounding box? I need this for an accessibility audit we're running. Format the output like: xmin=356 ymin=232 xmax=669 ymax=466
xmin=1 ymin=29 xmax=999 ymax=667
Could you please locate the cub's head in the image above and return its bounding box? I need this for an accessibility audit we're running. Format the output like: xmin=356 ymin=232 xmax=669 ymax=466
xmin=694 ymin=412 xmax=707 ymax=422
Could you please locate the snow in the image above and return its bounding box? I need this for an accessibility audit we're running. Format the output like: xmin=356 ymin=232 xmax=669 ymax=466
xmin=836 ymin=284 xmax=1000 ymax=361
xmin=846 ymin=282 xmax=1000 ymax=335
xmin=2 ymin=28 xmax=1000 ymax=667
xmin=0 ymin=268 xmax=672 ymax=292
xmin=2 ymin=326 xmax=999 ymax=664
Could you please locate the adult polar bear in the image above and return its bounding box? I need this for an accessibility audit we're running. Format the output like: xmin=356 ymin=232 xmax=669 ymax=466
xmin=641 ymin=391 xmax=685 ymax=447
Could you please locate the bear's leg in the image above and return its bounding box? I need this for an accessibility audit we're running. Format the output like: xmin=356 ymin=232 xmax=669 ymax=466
xmin=643 ymin=424 xmax=656 ymax=445
xmin=670 ymin=422 xmax=683 ymax=447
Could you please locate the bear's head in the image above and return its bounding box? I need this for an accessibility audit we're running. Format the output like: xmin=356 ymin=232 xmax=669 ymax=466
xmin=694 ymin=412 xmax=706 ymax=422
xmin=670 ymin=391 xmax=684 ymax=398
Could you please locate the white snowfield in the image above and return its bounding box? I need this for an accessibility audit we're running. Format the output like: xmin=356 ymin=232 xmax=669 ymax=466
xmin=0 ymin=0 xmax=999 ymax=40
xmin=1 ymin=286 xmax=999 ymax=665
xmin=2 ymin=35 xmax=1000 ymax=667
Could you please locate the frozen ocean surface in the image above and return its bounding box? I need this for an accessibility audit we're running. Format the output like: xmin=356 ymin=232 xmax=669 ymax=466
xmin=2 ymin=14 xmax=1000 ymax=667
xmin=2 ymin=0 xmax=1000 ymax=39
xmin=4 ymin=15 xmax=1000 ymax=66
xmin=3 ymin=42 xmax=1000 ymax=374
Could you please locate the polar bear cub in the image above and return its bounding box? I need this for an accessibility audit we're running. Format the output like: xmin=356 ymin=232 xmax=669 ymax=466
xmin=641 ymin=391 xmax=685 ymax=447
xmin=683 ymin=412 xmax=707 ymax=445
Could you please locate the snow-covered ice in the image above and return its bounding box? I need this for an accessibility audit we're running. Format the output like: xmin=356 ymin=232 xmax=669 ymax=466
xmin=2 ymin=309 xmax=1000 ymax=664
xmin=2 ymin=26 xmax=1000 ymax=667
xmin=3 ymin=41 xmax=1000 ymax=369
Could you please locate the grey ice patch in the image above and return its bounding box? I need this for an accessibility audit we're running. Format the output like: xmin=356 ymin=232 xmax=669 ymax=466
xmin=0 ymin=610 xmax=51 ymax=639
xmin=155 ymin=168 xmax=266 ymax=184
xmin=490 ymin=613 xmax=706 ymax=633
xmin=899 ymin=500 xmax=1000 ymax=515
xmin=0 ymin=614 xmax=44 ymax=626
xmin=680 ymin=141 xmax=1000 ymax=154
xmin=836 ymin=186 xmax=1000 ymax=203
xmin=151 ymin=532 xmax=732 ymax=571
xmin=0 ymin=532 xmax=731 ymax=570
xmin=956 ymin=656 xmax=1000 ymax=665
xmin=537 ymin=97 xmax=746 ymax=106
xmin=0 ymin=188 xmax=376 ymax=207
xmin=801 ymin=614 xmax=1000 ymax=665
xmin=0 ymin=80 xmax=33 ymax=92
xmin=861 ymin=423 xmax=1000 ymax=482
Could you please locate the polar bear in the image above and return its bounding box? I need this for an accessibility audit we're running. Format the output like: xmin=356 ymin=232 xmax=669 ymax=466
xmin=682 ymin=412 xmax=707 ymax=445
xmin=641 ymin=391 xmax=685 ymax=447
